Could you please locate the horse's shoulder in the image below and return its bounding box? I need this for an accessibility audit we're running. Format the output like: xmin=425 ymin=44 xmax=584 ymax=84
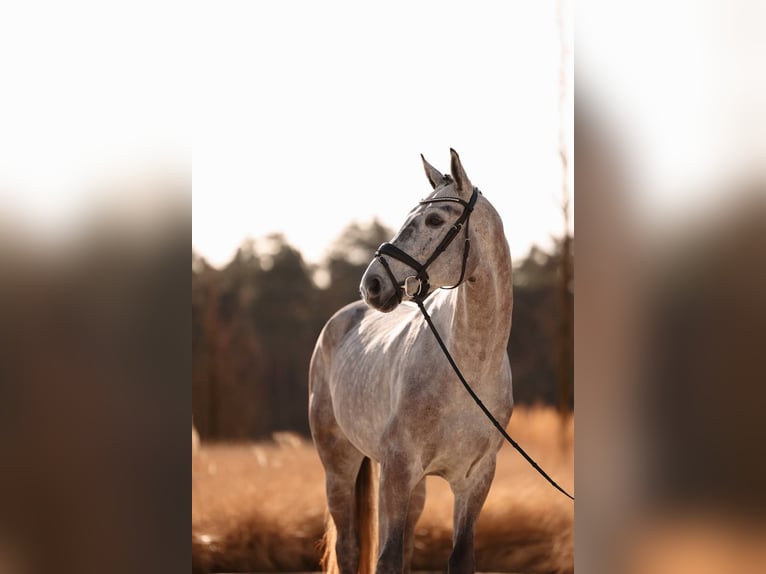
xmin=318 ymin=300 xmax=369 ymax=347
xmin=329 ymin=299 xmax=369 ymax=328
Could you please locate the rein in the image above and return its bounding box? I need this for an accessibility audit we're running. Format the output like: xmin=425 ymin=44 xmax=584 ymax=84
xmin=414 ymin=299 xmax=575 ymax=501
xmin=375 ymin=188 xmax=575 ymax=502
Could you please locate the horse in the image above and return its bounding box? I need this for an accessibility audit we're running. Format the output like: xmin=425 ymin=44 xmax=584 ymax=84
xmin=309 ymin=149 xmax=513 ymax=574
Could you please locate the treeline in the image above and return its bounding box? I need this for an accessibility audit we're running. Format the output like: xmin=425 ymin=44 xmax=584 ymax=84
xmin=192 ymin=221 xmax=573 ymax=440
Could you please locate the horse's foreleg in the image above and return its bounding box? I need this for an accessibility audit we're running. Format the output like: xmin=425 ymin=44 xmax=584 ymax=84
xmin=448 ymin=458 xmax=497 ymax=574
xmin=403 ymin=478 xmax=426 ymax=574
xmin=377 ymin=455 xmax=419 ymax=574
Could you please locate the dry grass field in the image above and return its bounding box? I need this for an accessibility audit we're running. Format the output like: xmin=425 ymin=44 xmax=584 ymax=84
xmin=192 ymin=407 xmax=574 ymax=573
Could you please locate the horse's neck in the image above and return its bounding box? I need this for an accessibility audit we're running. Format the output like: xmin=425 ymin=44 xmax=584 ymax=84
xmin=448 ymin=228 xmax=513 ymax=375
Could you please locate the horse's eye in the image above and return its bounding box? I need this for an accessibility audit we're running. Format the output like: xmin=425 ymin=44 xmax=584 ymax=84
xmin=425 ymin=213 xmax=444 ymax=228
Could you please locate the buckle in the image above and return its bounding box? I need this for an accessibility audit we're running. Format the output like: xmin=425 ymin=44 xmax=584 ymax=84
xmin=404 ymin=276 xmax=422 ymax=298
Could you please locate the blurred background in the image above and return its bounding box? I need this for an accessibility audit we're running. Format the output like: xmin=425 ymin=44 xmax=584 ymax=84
xmin=0 ymin=3 xmax=191 ymax=574
xmin=191 ymin=219 xmax=574 ymax=440
xmin=2 ymin=1 xmax=764 ymax=574
xmin=577 ymin=1 xmax=766 ymax=572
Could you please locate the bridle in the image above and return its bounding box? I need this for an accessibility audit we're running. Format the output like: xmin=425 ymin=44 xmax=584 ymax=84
xmin=370 ymin=184 xmax=575 ymax=501
xmin=375 ymin=186 xmax=480 ymax=302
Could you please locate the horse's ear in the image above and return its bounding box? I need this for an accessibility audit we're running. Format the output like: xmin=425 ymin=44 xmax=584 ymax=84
xmin=450 ymin=148 xmax=472 ymax=194
xmin=421 ymin=154 xmax=444 ymax=189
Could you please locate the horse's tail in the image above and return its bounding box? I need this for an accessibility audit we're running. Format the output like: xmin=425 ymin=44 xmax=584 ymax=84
xmin=356 ymin=457 xmax=379 ymax=574
xmin=320 ymin=512 xmax=338 ymax=574
xmin=321 ymin=457 xmax=379 ymax=574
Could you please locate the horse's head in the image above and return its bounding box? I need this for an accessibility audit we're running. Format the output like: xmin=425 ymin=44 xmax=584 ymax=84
xmin=361 ymin=149 xmax=479 ymax=312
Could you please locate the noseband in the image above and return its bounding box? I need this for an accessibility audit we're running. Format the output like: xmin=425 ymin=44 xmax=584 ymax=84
xmin=375 ymin=187 xmax=479 ymax=302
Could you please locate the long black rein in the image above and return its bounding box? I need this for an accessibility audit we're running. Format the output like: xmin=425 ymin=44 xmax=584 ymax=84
xmin=375 ymin=187 xmax=575 ymax=502
xmin=414 ymin=299 xmax=575 ymax=501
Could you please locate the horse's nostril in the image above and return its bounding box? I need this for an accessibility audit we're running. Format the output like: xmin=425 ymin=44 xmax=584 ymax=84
xmin=368 ymin=276 xmax=382 ymax=297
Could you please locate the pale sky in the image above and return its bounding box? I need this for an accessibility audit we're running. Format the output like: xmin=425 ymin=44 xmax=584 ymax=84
xmin=3 ymin=3 xmax=762 ymax=270
xmin=0 ymin=1 xmax=574 ymax=267
xmin=0 ymin=2 xmax=192 ymax=235
xmin=578 ymin=0 xmax=766 ymax=227
xmin=192 ymin=1 xmax=574 ymax=266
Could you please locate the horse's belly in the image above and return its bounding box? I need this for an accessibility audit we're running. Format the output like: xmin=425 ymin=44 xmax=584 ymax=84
xmin=327 ymin=350 xmax=395 ymax=460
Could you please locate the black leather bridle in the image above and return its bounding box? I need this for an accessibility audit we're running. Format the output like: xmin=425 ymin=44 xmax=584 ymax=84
xmin=375 ymin=187 xmax=480 ymax=302
xmin=370 ymin=184 xmax=575 ymax=501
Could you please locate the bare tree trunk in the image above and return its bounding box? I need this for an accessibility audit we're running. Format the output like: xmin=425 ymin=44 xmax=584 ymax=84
xmin=205 ymin=271 xmax=220 ymax=439
xmin=556 ymin=0 xmax=573 ymax=447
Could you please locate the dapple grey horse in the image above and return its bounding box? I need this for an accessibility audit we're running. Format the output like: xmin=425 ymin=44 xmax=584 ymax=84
xmin=309 ymin=149 xmax=513 ymax=574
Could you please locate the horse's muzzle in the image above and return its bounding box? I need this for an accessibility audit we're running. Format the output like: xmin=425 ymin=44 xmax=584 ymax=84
xmin=360 ymin=268 xmax=401 ymax=313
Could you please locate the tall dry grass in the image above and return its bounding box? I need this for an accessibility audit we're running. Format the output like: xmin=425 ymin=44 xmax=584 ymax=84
xmin=192 ymin=407 xmax=573 ymax=573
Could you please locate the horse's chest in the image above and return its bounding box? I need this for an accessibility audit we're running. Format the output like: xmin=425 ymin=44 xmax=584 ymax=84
xmin=399 ymin=375 xmax=510 ymax=467
xmin=418 ymin=418 xmax=501 ymax=480
xmin=398 ymin=392 xmax=498 ymax=451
